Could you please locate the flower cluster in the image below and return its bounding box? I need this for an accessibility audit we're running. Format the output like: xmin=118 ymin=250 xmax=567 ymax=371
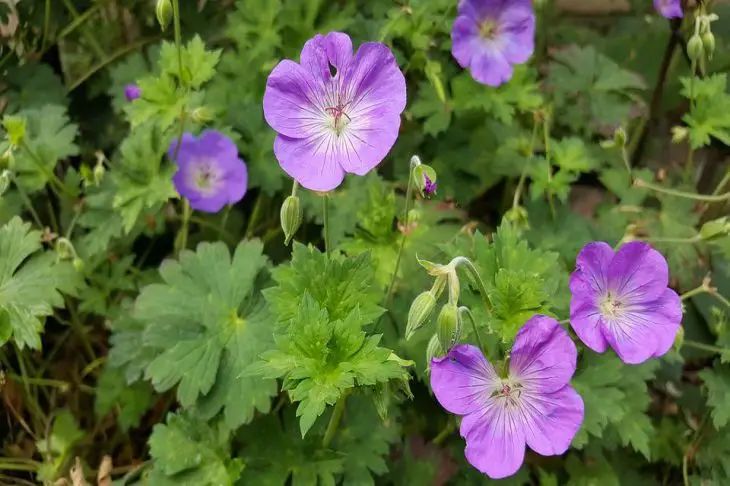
xmin=425 ymin=240 xmax=682 ymax=478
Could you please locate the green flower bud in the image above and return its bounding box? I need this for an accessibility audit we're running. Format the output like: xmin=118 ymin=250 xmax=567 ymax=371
xmin=437 ymin=303 xmax=461 ymax=351
xmin=406 ymin=291 xmax=437 ymax=340
xmin=412 ymin=163 xmax=438 ymax=197
xmin=280 ymin=195 xmax=302 ymax=245
xmin=155 ymin=0 xmax=173 ymax=31
xmin=673 ymin=326 xmax=685 ymax=353
xmin=687 ymin=34 xmax=704 ymax=63
xmin=93 ymin=161 xmax=105 ymax=186
xmin=72 ymin=257 xmax=85 ymax=272
xmin=55 ymin=237 xmax=76 ymax=261
xmin=0 ymin=170 xmax=11 ymax=196
xmin=613 ymin=127 xmax=627 ymax=148
xmin=425 ymin=333 xmax=442 ymax=372
xmin=504 ymin=205 xmax=529 ymax=231
xmin=699 ymin=217 xmax=729 ymax=241
xmin=702 ymin=31 xmax=715 ymax=60
xmin=191 ymin=106 xmax=215 ymax=124
xmin=671 ymin=126 xmax=688 ymax=143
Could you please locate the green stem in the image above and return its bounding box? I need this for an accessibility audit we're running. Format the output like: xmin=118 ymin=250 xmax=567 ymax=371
xmin=431 ymin=421 xmax=455 ymax=445
xmin=58 ymin=2 xmax=102 ymax=41
xmin=644 ymin=235 xmax=701 ymax=244
xmin=712 ymin=170 xmax=730 ymax=196
xmin=542 ymin=113 xmax=556 ymax=218
xmin=322 ymin=393 xmax=348 ymax=448
xmin=176 ymin=199 xmax=191 ymax=256
xmin=512 ymin=119 xmax=540 ymax=209
xmin=323 ymin=194 xmax=331 ymax=257
xmin=11 ymin=175 xmax=43 ymax=228
xmin=459 ymin=306 xmax=485 ymax=354
xmin=41 ymin=0 xmax=51 ymax=52
xmin=61 ymin=0 xmax=106 ymax=60
xmin=67 ymin=299 xmax=95 ymax=362
xmin=681 ymin=285 xmax=709 ymax=301
xmin=19 ymin=141 xmax=69 ymax=198
xmin=172 ymin=0 xmax=184 ymax=81
xmin=245 ymin=194 xmax=263 ymax=239
xmin=384 ymin=158 xmax=418 ymax=306
xmin=634 ymin=178 xmax=730 ymax=202
xmin=682 ymin=339 xmax=728 ymax=355
xmin=453 ymin=257 xmax=493 ymax=315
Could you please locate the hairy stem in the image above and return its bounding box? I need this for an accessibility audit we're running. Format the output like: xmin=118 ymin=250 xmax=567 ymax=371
xmin=322 ymin=393 xmax=348 ymax=448
xmin=634 ymin=178 xmax=730 ymax=202
xmin=323 ymin=194 xmax=330 ymax=257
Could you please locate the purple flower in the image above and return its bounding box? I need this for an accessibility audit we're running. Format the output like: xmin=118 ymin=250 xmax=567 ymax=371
xmin=451 ymin=0 xmax=535 ymax=87
xmin=570 ymin=242 xmax=682 ymax=365
xmin=654 ymin=0 xmax=683 ymax=19
xmin=430 ymin=316 xmax=584 ymax=479
xmin=168 ymin=130 xmax=247 ymax=213
xmin=423 ymin=174 xmax=437 ymax=196
xmin=124 ymin=83 xmax=141 ymax=101
xmin=263 ymin=32 xmax=406 ymax=192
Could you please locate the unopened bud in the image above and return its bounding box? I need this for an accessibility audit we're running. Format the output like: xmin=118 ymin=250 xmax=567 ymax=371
xmin=688 ymin=34 xmax=704 ymax=63
xmin=55 ymin=237 xmax=76 ymax=261
xmin=0 ymin=170 xmax=11 ymax=196
xmin=437 ymin=303 xmax=461 ymax=351
xmin=191 ymin=106 xmax=214 ymax=124
xmin=426 ymin=333 xmax=442 ymax=372
xmin=406 ymin=291 xmax=437 ymax=340
xmin=72 ymin=257 xmax=85 ymax=272
xmin=93 ymin=162 xmax=105 ymax=186
xmin=0 ymin=148 xmax=13 ymax=169
xmin=671 ymin=126 xmax=688 ymax=143
xmin=674 ymin=326 xmax=685 ymax=353
xmin=413 ymin=164 xmax=438 ymax=198
xmin=702 ymin=31 xmax=715 ymax=60
xmin=280 ymin=195 xmax=302 ymax=245
xmin=613 ymin=127 xmax=627 ymax=148
xmin=504 ymin=206 xmax=529 ymax=231
xmin=699 ymin=217 xmax=729 ymax=241
xmin=155 ymin=0 xmax=173 ymax=31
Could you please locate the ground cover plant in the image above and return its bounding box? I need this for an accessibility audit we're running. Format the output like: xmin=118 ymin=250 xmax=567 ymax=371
xmin=1 ymin=0 xmax=730 ymax=484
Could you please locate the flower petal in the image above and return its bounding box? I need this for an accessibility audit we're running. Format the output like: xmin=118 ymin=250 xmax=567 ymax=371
xmin=460 ymin=405 xmax=527 ymax=479
xmin=497 ymin=2 xmax=535 ymax=64
xmin=654 ymin=0 xmax=683 ymax=19
xmin=198 ymin=130 xmax=239 ymax=162
xmin=273 ymin=133 xmax=346 ymax=192
xmin=168 ymin=133 xmax=198 ymax=165
xmin=263 ymin=60 xmax=327 ymax=139
xmin=601 ymin=314 xmax=659 ymax=365
xmin=300 ymin=32 xmax=353 ymax=82
xmin=451 ymin=16 xmax=481 ymax=68
xmin=469 ymin=46 xmax=513 ymax=87
xmin=521 ymin=385 xmax=584 ymax=456
xmin=510 ymin=315 xmax=577 ymax=393
xmin=430 ymin=344 xmax=499 ymax=416
xmin=457 ymin=0 xmax=505 ymax=21
xmin=570 ymin=297 xmax=609 ymax=354
xmin=569 ymin=241 xmax=614 ymax=297
xmin=649 ymin=288 xmax=683 ymax=358
xmin=609 ymin=242 xmax=669 ymax=303
xmin=221 ymin=157 xmax=248 ymax=207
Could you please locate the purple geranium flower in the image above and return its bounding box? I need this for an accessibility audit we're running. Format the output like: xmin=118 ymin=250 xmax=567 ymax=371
xmin=430 ymin=315 xmax=584 ymax=479
xmin=124 ymin=83 xmax=141 ymax=101
xmin=654 ymin=0 xmax=683 ymax=19
xmin=168 ymin=130 xmax=247 ymax=213
xmin=451 ymin=0 xmax=535 ymax=87
xmin=570 ymin=242 xmax=682 ymax=365
xmin=263 ymin=32 xmax=406 ymax=192
xmin=423 ymin=174 xmax=437 ymax=196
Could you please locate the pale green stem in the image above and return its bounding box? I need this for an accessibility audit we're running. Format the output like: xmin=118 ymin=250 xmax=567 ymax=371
xmin=711 ymin=170 xmax=730 ymax=196
xmin=459 ymin=306 xmax=485 ymax=354
xmin=452 ymin=257 xmax=493 ymax=315
xmin=512 ymin=119 xmax=540 ymax=209
xmin=634 ymin=178 xmax=730 ymax=202
xmin=682 ymin=339 xmax=728 ymax=355
xmin=323 ymin=193 xmax=331 ymax=257
xmin=322 ymin=392 xmax=348 ymax=448
xmin=542 ymin=114 xmax=556 ymax=218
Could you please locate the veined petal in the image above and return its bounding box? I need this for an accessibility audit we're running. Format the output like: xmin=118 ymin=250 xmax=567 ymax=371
xmin=458 ymin=0 xmax=505 ymax=21
xmin=469 ymin=46 xmax=513 ymax=87
xmin=273 ymin=133 xmax=346 ymax=192
xmin=570 ymin=296 xmax=609 ymax=354
xmin=300 ymin=32 xmax=354 ymax=82
xmin=460 ymin=404 xmax=527 ymax=479
xmin=570 ymin=241 xmax=614 ymax=297
xmin=520 ymin=386 xmax=584 ymax=456
xmin=263 ymin=60 xmax=328 ymax=139
xmin=336 ymin=113 xmax=401 ymax=176
xmin=649 ymin=288 xmax=683 ymax=358
xmin=601 ymin=312 xmax=659 ymax=365
xmin=510 ymin=315 xmax=577 ymax=393
xmin=608 ymin=242 xmax=669 ymax=304
xmin=430 ymin=344 xmax=499 ymax=416
xmin=451 ymin=16 xmax=481 ymax=68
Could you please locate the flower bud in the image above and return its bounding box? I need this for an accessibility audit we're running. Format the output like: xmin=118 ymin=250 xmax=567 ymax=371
xmin=406 ymin=291 xmax=437 ymax=340
xmin=413 ymin=164 xmax=438 ymax=198
xmin=699 ymin=217 xmax=729 ymax=241
xmin=55 ymin=237 xmax=76 ymax=261
xmin=124 ymin=84 xmax=141 ymax=102
xmin=702 ymin=31 xmax=715 ymax=60
xmin=280 ymin=195 xmax=302 ymax=245
xmin=0 ymin=170 xmax=11 ymax=196
xmin=72 ymin=257 xmax=85 ymax=272
xmin=191 ymin=106 xmax=214 ymax=124
xmin=93 ymin=161 xmax=105 ymax=186
xmin=437 ymin=303 xmax=461 ymax=351
xmin=687 ymin=34 xmax=704 ymax=63
xmin=671 ymin=126 xmax=688 ymax=143
xmin=613 ymin=127 xmax=627 ymax=148
xmin=425 ymin=333 xmax=442 ymax=371
xmin=504 ymin=206 xmax=529 ymax=231
xmin=673 ymin=326 xmax=685 ymax=353
xmin=155 ymin=0 xmax=173 ymax=31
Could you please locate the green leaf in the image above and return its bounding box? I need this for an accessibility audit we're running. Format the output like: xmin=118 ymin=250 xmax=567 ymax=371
xmin=94 ymin=366 xmax=153 ymax=431
xmin=147 ymin=412 xmax=243 ymax=486
xmin=0 ymin=105 xmax=78 ymax=192
xmin=111 ymin=123 xmax=177 ymax=233
xmin=252 ymin=294 xmax=409 ymax=437
xmin=699 ymin=364 xmax=730 ymax=429
xmin=680 ymin=74 xmax=730 ymax=148
xmin=131 ymin=240 xmax=276 ymax=428
xmin=0 ymin=217 xmax=75 ymax=349
xmin=160 ymin=35 xmax=222 ymax=89
xmin=410 ymin=81 xmax=452 ymax=136
xmin=265 ymin=243 xmax=383 ymax=324
xmin=572 ymin=352 xmax=658 ymax=457
xmin=35 ymin=409 xmax=84 ymax=483
xmin=238 ymin=411 xmax=344 ymax=486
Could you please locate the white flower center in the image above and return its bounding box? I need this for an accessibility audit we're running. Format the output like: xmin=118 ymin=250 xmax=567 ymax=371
xmin=600 ymin=292 xmax=624 ymax=319
xmin=491 ymin=379 xmax=524 ymax=408
xmin=190 ymin=160 xmax=221 ymax=195
xmin=324 ymin=103 xmax=352 ymax=136
xmin=479 ymin=19 xmax=499 ymax=40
